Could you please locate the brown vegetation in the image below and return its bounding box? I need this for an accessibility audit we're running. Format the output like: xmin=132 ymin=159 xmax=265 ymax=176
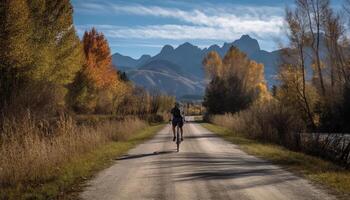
xmin=0 ymin=113 xmax=146 ymax=187
xmin=209 ymin=99 xmax=350 ymax=167
xmin=0 ymin=114 xmax=146 ymax=186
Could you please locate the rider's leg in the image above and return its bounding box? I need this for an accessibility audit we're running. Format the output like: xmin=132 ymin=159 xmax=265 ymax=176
xmin=172 ymin=124 xmax=176 ymax=141
xmin=180 ymin=126 xmax=183 ymax=140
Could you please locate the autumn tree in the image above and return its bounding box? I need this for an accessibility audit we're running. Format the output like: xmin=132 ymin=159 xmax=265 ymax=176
xmin=320 ymin=3 xmax=350 ymax=131
xmin=278 ymin=0 xmax=350 ymax=132
xmin=279 ymin=5 xmax=318 ymax=129
xmin=296 ymin=0 xmax=331 ymax=95
xmin=0 ymin=0 xmax=84 ymax=115
xmin=28 ymin=0 xmax=83 ymax=85
xmin=324 ymin=4 xmax=350 ymax=91
xmin=202 ymin=51 xmax=222 ymax=78
xmin=82 ymin=28 xmax=119 ymax=89
xmin=69 ymin=28 xmax=127 ymax=113
xmin=203 ymin=47 xmax=269 ymax=114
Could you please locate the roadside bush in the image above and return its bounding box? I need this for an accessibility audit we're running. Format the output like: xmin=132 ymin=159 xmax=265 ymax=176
xmin=210 ymin=100 xmax=350 ymax=166
xmin=211 ymin=100 xmax=305 ymax=149
xmin=1 ymin=81 xmax=68 ymax=120
xmin=145 ymin=114 xmax=165 ymax=124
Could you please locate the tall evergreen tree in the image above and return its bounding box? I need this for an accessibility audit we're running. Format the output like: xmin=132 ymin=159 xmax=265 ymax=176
xmin=29 ymin=0 xmax=83 ymax=85
xmin=0 ymin=0 xmax=33 ymax=107
xmin=0 ymin=0 xmax=84 ymax=112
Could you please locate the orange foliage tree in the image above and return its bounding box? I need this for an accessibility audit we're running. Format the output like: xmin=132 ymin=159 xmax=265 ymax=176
xmin=82 ymin=28 xmax=118 ymax=90
xmin=69 ymin=28 xmax=127 ymax=113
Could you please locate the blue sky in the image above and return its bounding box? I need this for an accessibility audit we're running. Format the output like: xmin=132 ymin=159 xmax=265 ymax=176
xmin=71 ymin=0 xmax=344 ymax=59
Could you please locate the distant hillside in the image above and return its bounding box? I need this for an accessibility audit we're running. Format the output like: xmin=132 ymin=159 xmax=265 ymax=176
xmin=112 ymin=35 xmax=283 ymax=98
xmin=127 ymin=60 xmax=205 ymax=97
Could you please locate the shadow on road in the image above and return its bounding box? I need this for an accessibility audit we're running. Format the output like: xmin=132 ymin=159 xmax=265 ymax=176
xmin=148 ymin=152 xmax=298 ymax=190
xmin=185 ymin=134 xmax=218 ymax=140
xmin=147 ymin=133 xmax=217 ymax=144
xmin=116 ymin=151 xmax=175 ymax=160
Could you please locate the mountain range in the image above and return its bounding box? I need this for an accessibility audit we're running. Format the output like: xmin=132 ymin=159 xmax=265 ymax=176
xmin=112 ymin=35 xmax=282 ymax=99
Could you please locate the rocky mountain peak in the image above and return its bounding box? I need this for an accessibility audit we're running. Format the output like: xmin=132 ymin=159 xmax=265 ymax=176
xmin=160 ymin=45 xmax=174 ymax=55
xmin=233 ymin=34 xmax=260 ymax=56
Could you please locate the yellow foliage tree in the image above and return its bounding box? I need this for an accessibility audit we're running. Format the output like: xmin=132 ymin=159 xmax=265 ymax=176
xmin=202 ymin=51 xmax=222 ymax=78
xmin=203 ymin=46 xmax=270 ymax=114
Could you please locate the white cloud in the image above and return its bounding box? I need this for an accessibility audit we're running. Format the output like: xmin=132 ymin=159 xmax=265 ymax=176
xmin=108 ymin=43 xmax=164 ymax=48
xmin=78 ymin=3 xmax=284 ymax=30
xmin=75 ymin=3 xmax=285 ymax=50
xmin=77 ymin=22 xmax=282 ymax=42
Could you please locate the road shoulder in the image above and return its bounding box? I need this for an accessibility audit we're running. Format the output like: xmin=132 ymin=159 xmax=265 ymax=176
xmin=202 ymin=123 xmax=350 ymax=200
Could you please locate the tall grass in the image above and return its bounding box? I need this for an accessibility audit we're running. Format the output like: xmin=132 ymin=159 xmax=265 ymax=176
xmin=210 ymin=113 xmax=240 ymax=130
xmin=210 ymin=101 xmax=350 ymax=167
xmin=0 ymin=113 xmax=146 ymax=187
xmin=211 ymin=101 xmax=305 ymax=146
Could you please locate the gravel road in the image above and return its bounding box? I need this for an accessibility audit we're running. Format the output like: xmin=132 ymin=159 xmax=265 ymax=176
xmin=81 ymin=122 xmax=336 ymax=200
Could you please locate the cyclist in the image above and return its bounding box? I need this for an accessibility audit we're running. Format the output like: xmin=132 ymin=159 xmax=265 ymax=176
xmin=170 ymin=102 xmax=184 ymax=141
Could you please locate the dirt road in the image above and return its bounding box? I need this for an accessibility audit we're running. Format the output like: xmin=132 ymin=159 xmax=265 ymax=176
xmin=80 ymin=122 xmax=336 ymax=200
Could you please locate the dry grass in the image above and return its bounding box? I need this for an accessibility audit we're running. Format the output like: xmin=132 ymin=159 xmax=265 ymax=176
xmin=0 ymin=114 xmax=146 ymax=187
xmin=210 ymin=101 xmax=305 ymax=146
xmin=210 ymin=113 xmax=240 ymax=130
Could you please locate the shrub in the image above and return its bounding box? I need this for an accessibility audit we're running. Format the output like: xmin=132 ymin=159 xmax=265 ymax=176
xmin=210 ymin=100 xmax=350 ymax=166
xmin=210 ymin=100 xmax=305 ymax=149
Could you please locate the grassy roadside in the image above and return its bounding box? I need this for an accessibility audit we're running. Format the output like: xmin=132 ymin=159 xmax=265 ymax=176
xmin=1 ymin=124 xmax=165 ymax=200
xmin=202 ymin=123 xmax=350 ymax=199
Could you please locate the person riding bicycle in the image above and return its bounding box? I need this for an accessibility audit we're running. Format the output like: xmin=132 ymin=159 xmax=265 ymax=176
xmin=171 ymin=102 xmax=184 ymax=141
